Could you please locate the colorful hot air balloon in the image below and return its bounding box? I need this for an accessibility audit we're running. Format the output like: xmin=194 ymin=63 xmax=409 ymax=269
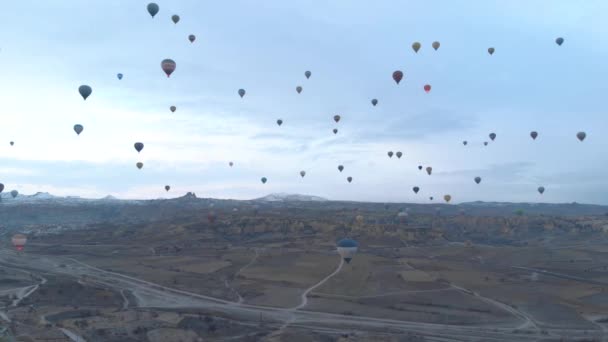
xmin=117 ymin=73 xmax=123 ymax=80
xmin=347 ymin=176 xmax=352 ymax=183
xmin=170 ymin=106 xmax=176 ymax=113
xmin=387 ymin=151 xmax=393 ymax=158
xmin=333 ymin=115 xmax=341 ymax=123
xmin=188 ymin=34 xmax=196 ymax=43
xmin=474 ymin=176 xmax=481 ymax=184
xmin=412 ymin=42 xmax=421 ymax=53
xmin=10 ymin=190 xmax=18 ymax=198
xmin=78 ymin=85 xmax=92 ymax=100
xmin=538 ymin=186 xmax=545 ymax=194
xmin=555 ymin=37 xmax=564 ymax=46
xmin=229 ymin=161 xmax=234 ymax=167
xmin=577 ymin=132 xmax=586 ymax=141
xmin=165 ymin=185 xmax=170 ymax=191
xmin=147 ymin=3 xmax=159 ymax=18
xmin=136 ymin=162 xmax=143 ymax=169
xmin=371 ymin=99 xmax=378 ymax=106
xmin=12 ymin=234 xmax=27 ymax=252
xmin=338 ymin=165 xmax=344 ymax=172
xmin=444 ymin=195 xmax=451 ymax=203
xmin=337 ymin=238 xmax=358 ymax=263
xmin=333 ymin=128 xmax=338 ymax=134
xmin=432 ymin=41 xmax=440 ymax=51
xmin=73 ymin=124 xmax=83 ymax=135
xmin=530 ymin=131 xmax=538 ymax=140
xmin=424 ymin=84 xmax=431 ymax=93
xmin=261 ymin=177 xmax=267 ymax=184
xmin=300 ymin=170 xmax=306 ymax=178
xmin=489 ymin=133 xmax=496 ymax=141
xmin=296 ymin=86 xmax=302 ymax=94
xmin=488 ymin=47 xmax=495 ymax=55
xmin=134 ymin=142 xmax=144 ymax=153
xmin=413 ymin=186 xmax=419 ymax=194
xmin=171 ymin=14 xmax=180 ymax=24
xmin=426 ymin=166 xmax=432 ymax=175
xmin=277 ymin=119 xmax=283 ymax=126
xmin=305 ymin=70 xmax=311 ymax=79
xmin=392 ymin=70 xmax=403 ymax=84
xmin=396 ymin=151 xmax=402 ymax=159
xmin=161 ymin=59 xmax=176 ymax=77
xmin=238 ymin=89 xmax=246 ymax=98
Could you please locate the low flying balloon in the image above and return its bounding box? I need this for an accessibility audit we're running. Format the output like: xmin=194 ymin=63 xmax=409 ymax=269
xmin=474 ymin=176 xmax=481 ymax=184
xmin=134 ymin=142 xmax=144 ymax=153
xmin=412 ymin=42 xmax=421 ymax=53
xmin=207 ymin=212 xmax=217 ymax=223
xmin=432 ymin=41 xmax=440 ymax=50
xmin=296 ymin=86 xmax=302 ymax=94
xmin=396 ymin=151 xmax=402 ymax=159
xmin=147 ymin=3 xmax=159 ymax=18
xmin=10 ymin=190 xmax=18 ymax=198
xmin=424 ymin=84 xmax=431 ymax=93
xmin=334 ymin=115 xmax=341 ymax=123
xmin=277 ymin=119 xmax=283 ymax=126
xmin=12 ymin=234 xmax=27 ymax=252
xmin=355 ymin=215 xmax=364 ymax=224
xmin=444 ymin=195 xmax=452 ymax=203
xmin=347 ymin=176 xmax=352 ymax=183
xmin=392 ymin=70 xmax=403 ymax=84
xmin=333 ymin=128 xmax=338 ymax=134
xmin=387 ymin=151 xmax=393 ymax=158
xmin=305 ymin=70 xmax=311 ymax=79
xmin=555 ymin=37 xmax=564 ymax=46
xmin=73 ymin=124 xmax=83 ymax=135
xmin=78 ymin=85 xmax=92 ymax=100
xmin=188 ymin=34 xmax=196 ymax=43
xmin=261 ymin=177 xmax=267 ymax=184
xmin=337 ymin=238 xmax=358 ymax=264
xmin=371 ymin=99 xmax=378 ymax=106
xmin=117 ymin=73 xmax=123 ymax=80
xmin=488 ymin=47 xmax=495 ymax=55
xmin=300 ymin=171 xmax=306 ymax=178
xmin=530 ymin=131 xmax=538 ymax=140
xmin=338 ymin=165 xmax=344 ymax=172
xmin=161 ymin=59 xmax=176 ymax=77
xmin=238 ymin=89 xmax=246 ymax=98
xmin=136 ymin=162 xmax=143 ymax=169
xmin=170 ymin=106 xmax=176 ymax=113
xmin=165 ymin=185 xmax=170 ymax=191
xmin=413 ymin=186 xmax=419 ymax=194
xmin=538 ymin=186 xmax=545 ymax=194
xmin=426 ymin=166 xmax=432 ymax=175
xmin=171 ymin=14 xmax=180 ymax=24
xmin=489 ymin=133 xmax=496 ymax=141
xmin=576 ymin=132 xmax=586 ymax=141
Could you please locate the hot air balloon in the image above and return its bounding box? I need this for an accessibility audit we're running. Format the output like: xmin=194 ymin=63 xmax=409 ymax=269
xmin=412 ymin=42 xmax=421 ymax=53
xmin=355 ymin=215 xmax=364 ymax=224
xmin=392 ymin=70 xmax=403 ymax=84
xmin=538 ymin=186 xmax=545 ymax=194
xmin=305 ymin=70 xmax=311 ymax=79
xmin=170 ymin=106 xmax=176 ymax=113
xmin=444 ymin=195 xmax=451 ymax=203
xmin=134 ymin=142 xmax=144 ymax=153
xmin=418 ymin=165 xmax=423 ymax=170
xmin=396 ymin=151 xmax=403 ymax=159
xmin=426 ymin=166 xmax=432 ymax=175
xmin=371 ymin=99 xmax=378 ymax=106
xmin=188 ymin=34 xmax=196 ymax=43
xmin=229 ymin=161 xmax=234 ymax=167
xmin=424 ymin=84 xmax=431 ymax=93
xmin=78 ymin=85 xmax=92 ymax=100
xmin=347 ymin=176 xmax=352 ymax=183
xmin=432 ymin=41 xmax=440 ymax=50
xmin=337 ymin=238 xmax=358 ymax=263
xmin=10 ymin=190 xmax=18 ymax=198
xmin=12 ymin=234 xmax=27 ymax=252
xmin=577 ymin=132 xmax=586 ymax=141
xmin=429 ymin=196 xmax=434 ymax=201
xmin=387 ymin=151 xmax=393 ymax=158
xmin=147 ymin=3 xmax=159 ymax=18
xmin=463 ymin=141 xmax=468 ymax=146
xmin=338 ymin=165 xmax=344 ymax=172
xmin=398 ymin=211 xmax=408 ymax=223
xmin=489 ymin=133 xmax=496 ymax=141
xmin=0 ymin=183 xmax=3 ymax=193
xmin=207 ymin=212 xmax=217 ymax=223
xmin=296 ymin=86 xmax=302 ymax=94
xmin=261 ymin=177 xmax=267 ymax=184
xmin=530 ymin=131 xmax=538 ymax=140
xmin=73 ymin=124 xmax=83 ymax=135
xmin=334 ymin=115 xmax=341 ymax=123
xmin=117 ymin=73 xmax=123 ymax=80
xmin=300 ymin=171 xmax=306 ymax=178
xmin=161 ymin=59 xmax=176 ymax=77
xmin=474 ymin=177 xmax=481 ymax=184
xmin=136 ymin=162 xmax=143 ymax=169
xmin=555 ymin=37 xmax=564 ymax=46
xmin=164 ymin=185 xmax=170 ymax=192
xmin=9 ymin=141 xmax=13 ymax=146
xmin=333 ymin=128 xmax=338 ymax=134
xmin=488 ymin=47 xmax=495 ymax=55
xmin=484 ymin=142 xmax=488 ymax=146
xmin=413 ymin=186 xmax=419 ymax=194
xmin=171 ymin=14 xmax=180 ymax=24
xmin=238 ymin=89 xmax=246 ymax=98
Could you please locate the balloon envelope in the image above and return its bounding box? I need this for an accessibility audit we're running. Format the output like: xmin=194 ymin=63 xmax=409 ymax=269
xmin=488 ymin=47 xmax=495 ymax=55
xmin=188 ymin=34 xmax=196 ymax=43
xmin=396 ymin=151 xmax=402 ymax=159
xmin=261 ymin=177 xmax=267 ymax=184
xmin=238 ymin=89 xmax=246 ymax=98
xmin=412 ymin=42 xmax=421 ymax=53
xmin=171 ymin=14 xmax=180 ymax=24
xmin=424 ymin=84 xmax=431 ymax=93
xmin=413 ymin=186 xmax=419 ymax=194
xmin=333 ymin=115 xmax=341 ymax=123
xmin=432 ymin=41 xmax=440 ymax=50
xmin=0 ymin=183 xmax=3 ymax=193
xmin=347 ymin=176 xmax=352 ymax=183
xmin=296 ymin=86 xmax=302 ymax=94
xmin=392 ymin=70 xmax=403 ymax=84
xmin=277 ymin=119 xmax=283 ymax=126
xmin=371 ymin=99 xmax=378 ymax=106
xmin=489 ymin=133 xmax=496 ymax=141
xmin=530 ymin=131 xmax=538 ymax=140
xmin=387 ymin=151 xmax=393 ymax=158
xmin=305 ymin=70 xmax=311 ymax=79
xmin=136 ymin=162 xmax=143 ymax=169
xmin=337 ymin=238 xmax=358 ymax=263
xmin=229 ymin=162 xmax=234 ymax=167
xmin=300 ymin=171 xmax=306 ymax=178
xmin=474 ymin=177 xmax=481 ymax=184
xmin=418 ymin=165 xmax=422 ymax=170
xmin=426 ymin=167 xmax=432 ymax=175
xmin=463 ymin=141 xmax=468 ymax=146
xmin=117 ymin=73 xmax=123 ymax=80
xmin=161 ymin=59 xmax=176 ymax=77
xmin=556 ymin=37 xmax=564 ymax=46
xmin=333 ymin=128 xmax=338 ymax=134
xmin=165 ymin=185 xmax=170 ymax=191
xmin=73 ymin=124 xmax=83 ymax=135
xmin=134 ymin=142 xmax=144 ymax=153
xmin=538 ymin=186 xmax=545 ymax=194
xmin=9 ymin=142 xmax=13 ymax=146
xmin=78 ymin=85 xmax=92 ymax=100
xmin=444 ymin=195 xmax=452 ymax=203
xmin=170 ymin=106 xmax=176 ymax=113
xmin=577 ymin=132 xmax=586 ymax=141
xmin=10 ymin=190 xmax=18 ymax=198
xmin=338 ymin=165 xmax=344 ymax=172
xmin=147 ymin=3 xmax=159 ymax=17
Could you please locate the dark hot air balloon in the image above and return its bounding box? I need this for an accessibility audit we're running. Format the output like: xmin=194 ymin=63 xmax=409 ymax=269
xmin=296 ymin=86 xmax=302 ymax=94
xmin=170 ymin=106 xmax=176 ymax=113
xmin=161 ymin=59 xmax=176 ymax=77
xmin=147 ymin=3 xmax=159 ymax=18
xmin=338 ymin=165 xmax=344 ymax=172
xmin=489 ymin=133 xmax=496 ymax=141
xmin=555 ymin=37 xmax=564 ymax=46
xmin=444 ymin=195 xmax=452 ymax=203
xmin=371 ymin=99 xmax=378 ymax=106
xmin=300 ymin=170 xmax=306 ymax=178
xmin=576 ymin=132 xmax=586 ymax=141
xmin=538 ymin=186 xmax=545 ymax=194
xmin=188 ymin=34 xmax=196 ymax=43
xmin=396 ymin=151 xmax=402 ymax=159
xmin=413 ymin=186 xmax=419 ymax=194
xmin=426 ymin=166 xmax=432 ymax=175
xmin=165 ymin=185 xmax=170 ymax=191
xmin=73 ymin=124 xmax=83 ymax=135
xmin=261 ymin=177 xmax=267 ymax=184
xmin=238 ymin=89 xmax=246 ymax=98
xmin=432 ymin=41 xmax=440 ymax=50
xmin=463 ymin=140 xmax=468 ymax=146
xmin=277 ymin=119 xmax=283 ymax=126
xmin=136 ymin=162 xmax=143 ymax=169
xmin=412 ymin=42 xmax=421 ymax=53
xmin=337 ymin=238 xmax=358 ymax=263
xmin=387 ymin=151 xmax=393 ymax=158
xmin=117 ymin=73 xmax=123 ymax=80
xmin=333 ymin=128 xmax=338 ymax=134
xmin=305 ymin=70 xmax=311 ymax=79
xmin=10 ymin=190 xmax=18 ymax=198
xmin=333 ymin=115 xmax=341 ymax=123
xmin=484 ymin=141 xmax=488 ymax=146
xmin=530 ymin=131 xmax=538 ymax=140
xmin=9 ymin=142 xmax=13 ymax=146
xmin=474 ymin=177 xmax=481 ymax=184
xmin=78 ymin=85 xmax=92 ymax=100
xmin=134 ymin=142 xmax=144 ymax=153
xmin=488 ymin=47 xmax=495 ymax=55
xmin=347 ymin=176 xmax=352 ymax=183
xmin=171 ymin=14 xmax=180 ymax=24
xmin=392 ymin=70 xmax=403 ymax=84
xmin=0 ymin=183 xmax=3 ymax=193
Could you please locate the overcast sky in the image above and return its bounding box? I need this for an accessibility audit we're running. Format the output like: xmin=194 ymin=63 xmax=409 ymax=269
xmin=0 ymin=0 xmax=606 ymax=204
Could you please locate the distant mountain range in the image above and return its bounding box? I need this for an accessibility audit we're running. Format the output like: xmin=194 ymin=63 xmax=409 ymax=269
xmin=254 ymin=193 xmax=328 ymax=202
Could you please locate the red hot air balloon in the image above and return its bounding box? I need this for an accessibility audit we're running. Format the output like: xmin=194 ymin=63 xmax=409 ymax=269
xmin=424 ymin=84 xmax=431 ymax=93
xmin=392 ymin=70 xmax=403 ymax=84
xmin=12 ymin=234 xmax=27 ymax=252
xmin=161 ymin=59 xmax=176 ymax=77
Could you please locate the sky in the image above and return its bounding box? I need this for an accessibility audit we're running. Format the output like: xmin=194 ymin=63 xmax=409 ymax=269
xmin=0 ymin=0 xmax=607 ymax=204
